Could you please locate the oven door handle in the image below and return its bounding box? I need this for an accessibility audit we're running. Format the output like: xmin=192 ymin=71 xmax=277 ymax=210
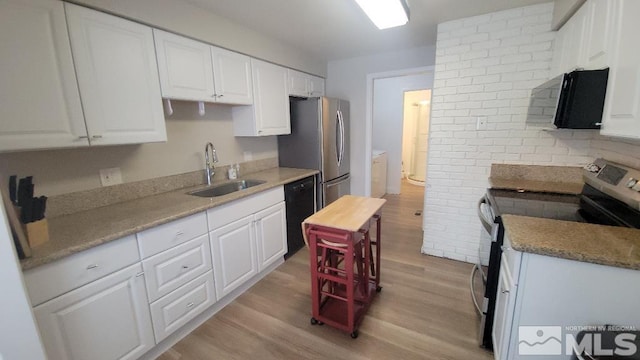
xmin=478 ymin=196 xmax=494 ymax=233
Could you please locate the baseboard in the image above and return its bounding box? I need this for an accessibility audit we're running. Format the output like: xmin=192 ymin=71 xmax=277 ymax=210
xmin=139 ymin=257 xmax=285 ymax=360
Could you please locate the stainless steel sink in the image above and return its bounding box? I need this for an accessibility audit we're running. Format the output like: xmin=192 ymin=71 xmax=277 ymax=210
xmin=188 ymin=179 xmax=266 ymax=197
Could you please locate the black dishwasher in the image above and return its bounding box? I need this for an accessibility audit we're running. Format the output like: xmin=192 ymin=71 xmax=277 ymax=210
xmin=284 ymin=175 xmax=316 ymax=259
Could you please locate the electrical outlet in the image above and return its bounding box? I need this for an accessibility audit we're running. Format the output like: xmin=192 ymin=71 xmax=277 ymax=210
xmin=99 ymin=167 xmax=122 ymax=187
xmin=476 ymin=116 xmax=488 ymax=130
xmin=243 ymin=151 xmax=253 ymax=161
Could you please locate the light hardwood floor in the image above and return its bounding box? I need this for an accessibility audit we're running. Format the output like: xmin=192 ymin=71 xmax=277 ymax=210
xmin=159 ymin=181 xmax=493 ymax=359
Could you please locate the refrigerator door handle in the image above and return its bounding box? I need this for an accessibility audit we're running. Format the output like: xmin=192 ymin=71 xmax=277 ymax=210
xmin=338 ymin=110 xmax=345 ymax=166
xmin=335 ymin=110 xmax=342 ymax=167
xmin=325 ymin=174 xmax=350 ymax=188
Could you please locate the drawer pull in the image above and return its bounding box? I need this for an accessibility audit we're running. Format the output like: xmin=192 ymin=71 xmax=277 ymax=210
xmin=501 ymin=289 xmax=510 ymax=294
xmin=176 ymin=231 xmax=184 ymax=236
xmin=186 ymin=302 xmax=194 ymax=308
xmin=86 ymin=264 xmax=99 ymax=270
xmin=182 ymin=265 xmax=189 ymax=269
xmin=135 ymin=272 xmax=145 ymax=277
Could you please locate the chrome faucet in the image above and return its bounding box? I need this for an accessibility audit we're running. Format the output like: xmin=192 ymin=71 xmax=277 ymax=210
xmin=205 ymin=142 xmax=218 ymax=185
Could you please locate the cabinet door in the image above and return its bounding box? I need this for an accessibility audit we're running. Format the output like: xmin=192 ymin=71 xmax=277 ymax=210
xmin=252 ymin=59 xmax=291 ymax=135
xmin=255 ymin=202 xmax=287 ymax=271
xmin=65 ymin=3 xmax=166 ymax=145
xmin=309 ymin=75 xmax=325 ymax=97
xmin=560 ymin=3 xmax=589 ymax=73
xmin=209 ymin=215 xmax=258 ymax=299
xmin=492 ymin=258 xmax=516 ymax=360
xmin=371 ymin=156 xmax=382 ymax=198
xmin=153 ymin=29 xmax=215 ymax=102
xmin=288 ymin=69 xmax=310 ymax=97
xmin=600 ymin=0 xmax=640 ymax=138
xmin=33 ymin=263 xmax=154 ymax=360
xmin=0 ymin=0 xmax=88 ymax=151
xmin=211 ymin=46 xmax=253 ymax=105
xmin=584 ymin=0 xmax=614 ymax=70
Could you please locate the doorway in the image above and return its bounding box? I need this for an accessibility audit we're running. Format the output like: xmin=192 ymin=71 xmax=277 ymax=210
xmin=370 ymin=70 xmax=433 ymax=195
xmin=402 ymin=90 xmax=431 ymax=186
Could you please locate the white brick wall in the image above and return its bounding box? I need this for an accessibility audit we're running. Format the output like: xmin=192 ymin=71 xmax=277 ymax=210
xmin=424 ymin=3 xmax=596 ymax=265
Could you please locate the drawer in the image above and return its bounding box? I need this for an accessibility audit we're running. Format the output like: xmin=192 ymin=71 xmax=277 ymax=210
xmin=137 ymin=212 xmax=207 ymax=258
xmin=24 ymin=235 xmax=139 ymax=306
xmin=207 ymin=186 xmax=284 ymax=229
xmin=142 ymin=234 xmax=212 ymax=302
xmin=150 ymin=270 xmax=216 ymax=342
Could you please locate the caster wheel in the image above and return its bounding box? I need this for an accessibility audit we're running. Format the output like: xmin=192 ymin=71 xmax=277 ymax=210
xmin=350 ymin=330 xmax=359 ymax=339
xmin=310 ymin=317 xmax=319 ymax=325
xmin=376 ymin=286 xmax=383 ymax=293
xmin=318 ymin=321 xmax=324 ymax=326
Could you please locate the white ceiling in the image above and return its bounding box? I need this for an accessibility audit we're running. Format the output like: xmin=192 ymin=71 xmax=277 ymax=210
xmin=185 ymin=0 xmax=552 ymax=62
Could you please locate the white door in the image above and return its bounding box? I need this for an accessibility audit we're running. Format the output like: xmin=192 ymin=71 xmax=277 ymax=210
xmin=0 ymin=0 xmax=88 ymax=152
xmin=153 ymin=29 xmax=215 ymax=101
xmin=211 ymin=46 xmax=253 ymax=105
xmin=209 ymin=216 xmax=258 ymax=298
xmin=252 ymin=59 xmax=291 ymax=135
xmin=65 ymin=3 xmax=166 ymax=145
xmin=255 ymin=202 xmax=287 ymax=271
xmin=33 ymin=263 xmax=154 ymax=360
xmin=600 ymin=0 xmax=640 ymax=138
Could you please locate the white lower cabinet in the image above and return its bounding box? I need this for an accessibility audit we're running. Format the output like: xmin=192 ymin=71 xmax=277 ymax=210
xmin=210 ymin=215 xmax=258 ymax=298
xmin=33 ymin=263 xmax=154 ymax=360
xmin=149 ymin=270 xmax=216 ymax=342
xmin=208 ymin=186 xmax=287 ymax=298
xmin=255 ymin=202 xmax=287 ymax=271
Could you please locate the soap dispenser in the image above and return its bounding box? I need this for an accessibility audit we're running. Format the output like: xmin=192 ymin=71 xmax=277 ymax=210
xmin=227 ymin=164 xmax=237 ymax=180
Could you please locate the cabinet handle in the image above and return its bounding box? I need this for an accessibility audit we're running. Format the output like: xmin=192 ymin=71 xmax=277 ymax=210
xmin=501 ymin=289 xmax=510 ymax=294
xmin=176 ymin=231 xmax=184 ymax=236
xmin=182 ymin=265 xmax=189 ymax=269
xmin=86 ymin=264 xmax=99 ymax=270
xmin=212 ymin=94 xmax=217 ymax=98
xmin=501 ymin=246 xmax=511 ymax=252
xmin=186 ymin=302 xmax=194 ymax=308
xmin=136 ymin=272 xmax=145 ymax=277
xmin=92 ymin=135 xmax=103 ymax=139
xmin=217 ymin=94 xmax=224 ymax=98
xmin=78 ymin=135 xmax=89 ymax=139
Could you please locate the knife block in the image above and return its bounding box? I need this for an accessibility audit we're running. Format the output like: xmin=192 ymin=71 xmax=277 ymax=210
xmin=22 ymin=218 xmax=49 ymax=248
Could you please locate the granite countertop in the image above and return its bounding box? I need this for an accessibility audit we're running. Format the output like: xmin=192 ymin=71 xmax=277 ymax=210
xmin=21 ymin=167 xmax=318 ymax=271
xmin=489 ymin=178 xmax=584 ymax=195
xmin=502 ymin=214 xmax=640 ymax=270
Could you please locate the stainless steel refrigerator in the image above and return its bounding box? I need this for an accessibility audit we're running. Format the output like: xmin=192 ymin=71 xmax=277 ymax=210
xmin=278 ymin=97 xmax=350 ymax=209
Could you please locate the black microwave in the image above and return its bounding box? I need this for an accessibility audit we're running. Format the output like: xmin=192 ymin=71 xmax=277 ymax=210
xmin=527 ymin=68 xmax=609 ymax=129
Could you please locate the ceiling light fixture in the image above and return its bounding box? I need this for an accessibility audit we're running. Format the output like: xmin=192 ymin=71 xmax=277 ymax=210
xmin=354 ymin=0 xmax=410 ymax=30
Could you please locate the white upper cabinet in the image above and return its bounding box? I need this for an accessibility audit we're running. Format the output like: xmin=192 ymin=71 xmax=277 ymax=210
xmin=583 ymin=0 xmax=614 ymax=70
xmin=0 ymin=0 xmax=88 ymax=151
xmin=154 ymin=29 xmax=253 ymax=105
xmin=65 ymin=3 xmax=166 ymax=145
xmin=288 ymin=69 xmax=325 ymax=97
xmin=233 ymin=59 xmax=291 ymax=136
xmin=600 ymin=0 xmax=640 ymax=138
xmin=153 ymin=29 xmax=215 ymax=102
xmin=211 ymin=47 xmax=253 ymax=105
xmin=309 ymin=75 xmax=325 ymax=97
xmin=550 ymin=2 xmax=589 ymax=75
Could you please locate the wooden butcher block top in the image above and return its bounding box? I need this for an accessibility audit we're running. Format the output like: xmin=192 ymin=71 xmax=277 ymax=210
xmin=304 ymin=195 xmax=386 ymax=232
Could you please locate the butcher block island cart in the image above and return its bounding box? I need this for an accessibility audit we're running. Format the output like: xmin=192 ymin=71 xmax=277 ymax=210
xmin=302 ymin=195 xmax=386 ymax=338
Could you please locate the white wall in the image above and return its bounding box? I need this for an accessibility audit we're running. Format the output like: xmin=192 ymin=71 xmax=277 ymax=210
xmin=0 ymin=101 xmax=277 ymax=196
xmin=373 ymin=74 xmax=433 ymax=194
xmin=71 ymin=0 xmax=326 ymax=76
xmin=423 ymin=3 xmax=596 ymax=265
xmin=327 ymin=46 xmax=437 ymax=196
xmin=0 ymin=194 xmax=46 ymax=360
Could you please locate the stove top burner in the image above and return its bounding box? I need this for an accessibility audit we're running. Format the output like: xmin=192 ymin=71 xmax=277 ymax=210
xmin=488 ymin=189 xmax=584 ymax=223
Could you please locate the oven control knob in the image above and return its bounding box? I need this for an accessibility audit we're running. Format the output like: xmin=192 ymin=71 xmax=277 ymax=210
xmin=627 ymin=178 xmax=638 ymax=188
xmin=585 ymin=163 xmax=600 ymax=173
